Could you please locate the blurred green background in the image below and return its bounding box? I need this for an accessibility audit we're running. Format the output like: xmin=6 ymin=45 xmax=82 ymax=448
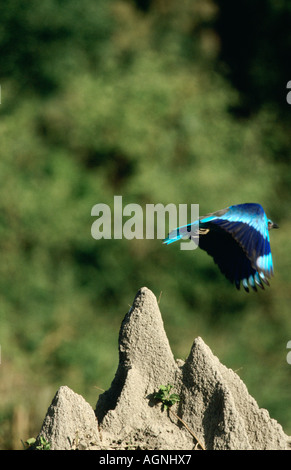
xmin=0 ymin=0 xmax=291 ymax=449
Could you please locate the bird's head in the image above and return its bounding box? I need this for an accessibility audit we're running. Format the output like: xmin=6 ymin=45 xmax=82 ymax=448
xmin=268 ymin=219 xmax=279 ymax=230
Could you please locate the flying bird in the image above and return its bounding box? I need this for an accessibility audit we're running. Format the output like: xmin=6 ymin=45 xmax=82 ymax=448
xmin=163 ymin=203 xmax=279 ymax=292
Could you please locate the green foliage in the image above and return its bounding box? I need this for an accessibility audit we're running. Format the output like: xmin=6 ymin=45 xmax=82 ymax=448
xmin=0 ymin=0 xmax=290 ymax=449
xmin=22 ymin=437 xmax=36 ymax=450
xmin=23 ymin=436 xmax=51 ymax=450
xmin=154 ymin=384 xmax=180 ymax=411
xmin=35 ymin=436 xmax=51 ymax=450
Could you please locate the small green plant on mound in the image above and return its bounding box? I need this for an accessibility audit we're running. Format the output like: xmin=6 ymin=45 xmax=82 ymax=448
xmin=22 ymin=436 xmax=51 ymax=450
xmin=154 ymin=384 xmax=180 ymax=411
xmin=154 ymin=384 xmax=205 ymax=450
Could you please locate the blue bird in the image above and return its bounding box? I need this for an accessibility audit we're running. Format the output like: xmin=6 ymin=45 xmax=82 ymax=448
xmin=164 ymin=203 xmax=279 ymax=292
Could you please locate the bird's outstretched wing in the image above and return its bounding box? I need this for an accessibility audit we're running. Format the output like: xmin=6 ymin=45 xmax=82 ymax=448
xmin=197 ymin=203 xmax=273 ymax=291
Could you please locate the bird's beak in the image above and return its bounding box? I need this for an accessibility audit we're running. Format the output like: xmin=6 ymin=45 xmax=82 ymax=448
xmin=272 ymin=222 xmax=279 ymax=229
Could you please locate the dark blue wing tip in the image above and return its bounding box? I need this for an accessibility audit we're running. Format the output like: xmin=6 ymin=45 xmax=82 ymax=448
xmin=235 ymin=272 xmax=271 ymax=292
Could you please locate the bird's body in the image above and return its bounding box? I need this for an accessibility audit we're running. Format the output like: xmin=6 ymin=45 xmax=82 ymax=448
xmin=164 ymin=203 xmax=278 ymax=292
